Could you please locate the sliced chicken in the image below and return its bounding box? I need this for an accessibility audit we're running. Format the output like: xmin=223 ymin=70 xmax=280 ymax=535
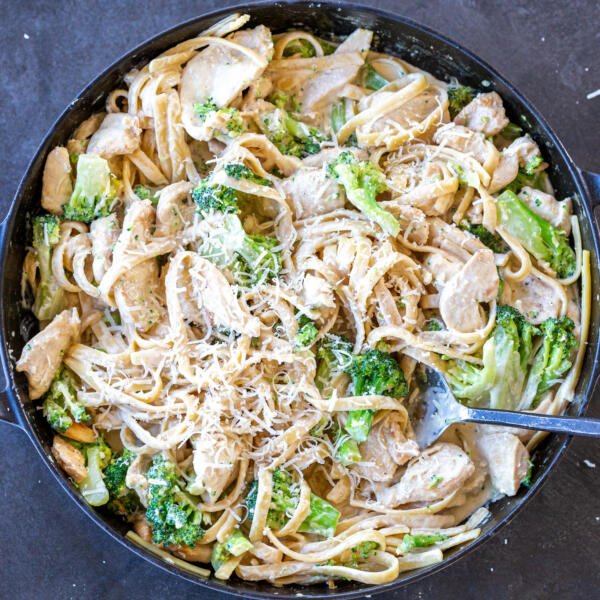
xmin=188 ymin=433 xmax=244 ymax=503
xmin=90 ymin=213 xmax=119 ymax=282
xmin=519 ymin=187 xmax=571 ymax=234
xmin=423 ymin=253 xmax=462 ymax=289
xmin=281 ymin=167 xmax=344 ymax=219
xmin=489 ymin=135 xmax=543 ymax=193
xmin=41 ymin=147 xmax=73 ymax=214
xmin=180 ymin=26 xmax=273 ymax=140
xmin=454 ymin=92 xmax=509 ymax=136
xmin=474 ymin=429 xmax=530 ymax=496
xmin=302 ymin=273 xmax=335 ymax=309
xmin=505 ymin=273 xmax=561 ymax=324
xmin=87 ymin=113 xmax=142 ymax=157
xmin=52 ymin=435 xmax=87 ymax=483
xmin=374 ymin=442 xmax=475 ymax=507
xmin=175 ymin=252 xmax=261 ymax=336
xmin=115 ymin=258 xmax=165 ymax=332
xmin=439 ymin=249 xmax=498 ymax=332
xmin=354 ymin=413 xmax=419 ymax=483
xmin=300 ymin=29 xmax=371 ymax=114
xmin=433 ymin=124 xmax=498 ymax=170
xmin=16 ymin=308 xmax=80 ymax=400
xmin=155 ymin=181 xmax=194 ymax=237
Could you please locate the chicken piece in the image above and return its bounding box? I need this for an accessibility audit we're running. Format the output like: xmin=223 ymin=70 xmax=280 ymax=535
xmin=301 ymin=147 xmax=367 ymax=169
xmin=300 ymin=29 xmax=371 ymax=114
xmin=354 ymin=413 xmax=420 ymax=483
xmin=423 ymin=253 xmax=462 ymax=289
xmin=322 ymin=236 xmax=357 ymax=276
xmin=180 ymin=26 xmax=273 ymax=140
xmin=505 ymin=273 xmax=561 ymax=324
xmin=433 ymin=124 xmax=498 ymax=168
xmin=489 ymin=135 xmax=543 ymax=193
xmin=155 ymin=181 xmax=194 ymax=237
xmin=519 ymin=187 xmax=571 ymax=234
xmin=454 ymin=92 xmax=509 ymax=136
xmin=474 ymin=429 xmax=530 ymax=496
xmin=41 ymin=147 xmax=73 ymax=214
xmin=395 ymin=205 xmax=429 ymax=245
xmin=374 ymin=442 xmax=475 ymax=507
xmin=281 ymin=166 xmax=345 ymax=219
xmin=87 ymin=113 xmax=142 ymax=157
xmin=302 ymin=273 xmax=335 ymax=309
xmin=188 ymin=433 xmax=243 ymax=503
xmin=52 ymin=435 xmax=87 ymax=483
xmin=439 ymin=249 xmax=498 ymax=332
xmin=185 ymin=253 xmax=261 ymax=336
xmin=73 ymin=112 xmax=105 ymax=140
xmin=90 ymin=213 xmax=119 ymax=282
xmin=16 ymin=309 xmax=80 ymax=400
xmin=115 ymin=259 xmax=165 ymax=332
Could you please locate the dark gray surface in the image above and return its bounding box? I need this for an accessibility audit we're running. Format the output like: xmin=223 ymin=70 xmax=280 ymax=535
xmin=1 ymin=1 xmax=599 ymax=598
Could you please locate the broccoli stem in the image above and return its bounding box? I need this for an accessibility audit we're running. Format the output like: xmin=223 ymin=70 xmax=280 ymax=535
xmin=344 ymin=409 xmax=374 ymax=443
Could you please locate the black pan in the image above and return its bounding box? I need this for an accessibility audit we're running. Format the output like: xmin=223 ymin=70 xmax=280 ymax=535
xmin=1 ymin=2 xmax=599 ymax=598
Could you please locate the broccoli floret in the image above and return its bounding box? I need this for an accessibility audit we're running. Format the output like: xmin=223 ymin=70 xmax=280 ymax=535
xmin=133 ymin=184 xmax=159 ymax=206
xmin=201 ymin=214 xmax=281 ymax=287
xmin=498 ymin=122 xmax=524 ymax=141
xmin=497 ymin=190 xmax=576 ymax=278
xmin=282 ymin=38 xmax=316 ymax=58
xmin=192 ymin=180 xmax=239 ymax=215
xmin=447 ymin=305 xmax=540 ymax=409
xmin=63 ymin=154 xmax=118 ymax=222
xmin=31 ymin=214 xmax=65 ymax=321
xmin=260 ymin=109 xmax=323 ymax=158
xmin=42 ymin=367 xmax=90 ymax=433
xmin=520 ymin=316 xmax=576 ymax=408
xmin=345 ymin=541 xmax=380 ymax=566
xmin=327 ymin=151 xmax=399 ymax=236
xmin=245 ymin=469 xmax=339 ymax=537
xmin=447 ymin=84 xmax=475 ymax=118
xmin=359 ymin=64 xmax=388 ymax=91
xmin=523 ymin=155 xmax=543 ymax=175
xmin=295 ymin=313 xmax=319 ymax=349
xmin=103 ymin=449 xmax=141 ymax=515
xmin=334 ymin=429 xmax=362 ymax=466
xmin=346 ymin=348 xmax=409 ymax=398
xmin=224 ymin=163 xmax=271 ymax=187
xmin=211 ymin=529 xmax=253 ymax=572
xmin=504 ymin=161 xmax=547 ymax=194
xmin=315 ymin=334 xmax=353 ymax=393
xmin=344 ymin=409 xmax=374 ymax=443
xmin=193 ymin=98 xmax=244 ymax=137
xmin=424 ymin=318 xmax=444 ymax=332
xmin=460 ymin=221 xmax=509 ymax=254
xmin=78 ymin=438 xmax=112 ymax=507
xmin=145 ymin=455 xmax=204 ymax=547
xmin=399 ymin=532 xmax=449 ymax=553
xmin=269 ymin=90 xmax=302 ymax=113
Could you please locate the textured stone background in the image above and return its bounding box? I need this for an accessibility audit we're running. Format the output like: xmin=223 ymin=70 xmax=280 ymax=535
xmin=0 ymin=1 xmax=598 ymax=599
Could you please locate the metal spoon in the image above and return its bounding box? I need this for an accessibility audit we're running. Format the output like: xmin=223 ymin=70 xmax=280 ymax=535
xmin=410 ymin=366 xmax=600 ymax=450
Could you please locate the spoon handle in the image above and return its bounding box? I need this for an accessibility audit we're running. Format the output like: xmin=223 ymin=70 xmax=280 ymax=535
xmin=463 ymin=406 xmax=600 ymax=437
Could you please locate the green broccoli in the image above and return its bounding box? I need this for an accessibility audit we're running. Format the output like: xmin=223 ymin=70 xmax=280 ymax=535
xmin=346 ymin=348 xmax=409 ymax=398
xmin=192 ymin=180 xmax=239 ymax=215
xmin=496 ymin=190 xmax=576 ymax=278
xmin=344 ymin=409 xmax=374 ymax=443
xmin=224 ymin=163 xmax=271 ymax=187
xmin=520 ymin=316 xmax=576 ymax=409
xmin=211 ymin=529 xmax=253 ymax=572
xmin=399 ymin=532 xmax=449 ymax=553
xmin=133 ymin=184 xmax=159 ymax=206
xmin=358 ymin=64 xmax=389 ymax=91
xmin=327 ymin=151 xmax=399 ymax=236
xmin=193 ymin=98 xmax=244 ymax=137
xmin=504 ymin=161 xmax=547 ymax=194
xmin=460 ymin=221 xmax=509 ymax=254
xmin=523 ymin=155 xmax=543 ymax=175
xmin=103 ymin=449 xmax=141 ymax=515
xmin=145 ymin=455 xmax=205 ymax=547
xmin=78 ymin=437 xmax=112 ymax=507
xmin=63 ymin=154 xmax=118 ymax=222
xmin=259 ymin=109 xmax=323 ymax=158
xmin=282 ymin=38 xmax=316 ymax=58
xmin=499 ymin=122 xmax=524 ymax=141
xmin=345 ymin=541 xmax=380 ymax=566
xmin=245 ymin=469 xmax=340 ymax=537
xmin=42 ymin=367 xmax=90 ymax=433
xmin=424 ymin=318 xmax=444 ymax=332
xmin=331 ymin=100 xmax=347 ymax=135
xmin=334 ymin=429 xmax=362 ymax=466
xmin=31 ymin=214 xmax=65 ymax=321
xmin=315 ymin=334 xmax=353 ymax=394
xmin=447 ymin=84 xmax=475 ymax=118
xmin=269 ymin=90 xmax=302 ymax=113
xmin=447 ymin=305 xmax=539 ymax=409
xmin=295 ymin=313 xmax=319 ymax=349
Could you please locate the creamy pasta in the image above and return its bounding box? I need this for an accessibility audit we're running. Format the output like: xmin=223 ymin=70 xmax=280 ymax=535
xmin=16 ymin=13 xmax=589 ymax=587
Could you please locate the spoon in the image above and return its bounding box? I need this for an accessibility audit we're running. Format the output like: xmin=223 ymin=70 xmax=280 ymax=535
xmin=410 ymin=366 xmax=600 ymax=450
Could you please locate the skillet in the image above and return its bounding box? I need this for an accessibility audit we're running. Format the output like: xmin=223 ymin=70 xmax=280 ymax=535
xmin=1 ymin=2 xmax=599 ymax=597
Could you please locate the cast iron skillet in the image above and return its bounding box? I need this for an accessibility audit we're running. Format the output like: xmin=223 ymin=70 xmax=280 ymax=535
xmin=1 ymin=2 xmax=599 ymax=598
